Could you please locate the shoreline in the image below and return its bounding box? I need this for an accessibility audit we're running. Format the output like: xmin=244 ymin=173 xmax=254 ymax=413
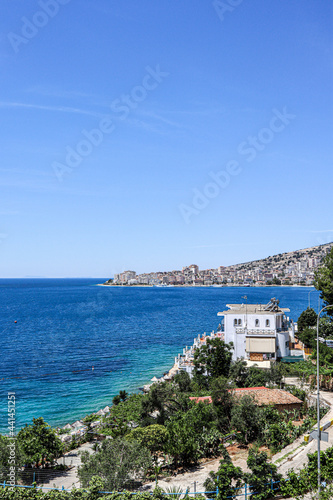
xmin=57 ymin=329 xmax=222 ymax=440
xmin=98 ymin=283 xmax=313 ymax=288
xmin=56 ymin=360 xmax=179 ymax=442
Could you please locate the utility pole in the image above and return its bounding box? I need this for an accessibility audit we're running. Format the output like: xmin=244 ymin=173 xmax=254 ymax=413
xmin=316 ymin=304 xmax=333 ymax=499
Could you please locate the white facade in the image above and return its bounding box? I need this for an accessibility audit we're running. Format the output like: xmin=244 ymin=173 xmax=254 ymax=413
xmin=218 ymin=298 xmax=293 ymax=365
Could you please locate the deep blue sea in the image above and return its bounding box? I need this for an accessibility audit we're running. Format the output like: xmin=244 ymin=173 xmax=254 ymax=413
xmin=0 ymin=279 xmax=321 ymax=433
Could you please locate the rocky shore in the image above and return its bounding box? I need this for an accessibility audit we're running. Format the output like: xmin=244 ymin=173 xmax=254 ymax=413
xmin=56 ymin=363 xmax=179 ymax=443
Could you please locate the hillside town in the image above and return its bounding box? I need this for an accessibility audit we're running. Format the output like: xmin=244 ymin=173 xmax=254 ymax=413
xmin=106 ymin=242 xmax=333 ymax=287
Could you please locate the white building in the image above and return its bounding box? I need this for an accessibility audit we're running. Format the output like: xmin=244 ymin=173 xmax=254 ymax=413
xmin=217 ymin=298 xmax=293 ymax=368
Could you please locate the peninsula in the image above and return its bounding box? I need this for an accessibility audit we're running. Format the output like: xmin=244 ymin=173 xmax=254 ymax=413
xmin=102 ymin=242 xmax=332 ymax=287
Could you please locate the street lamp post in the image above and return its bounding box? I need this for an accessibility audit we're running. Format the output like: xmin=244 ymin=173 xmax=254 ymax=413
xmin=308 ymin=289 xmax=316 ymax=309
xmin=316 ymin=304 xmax=333 ymax=498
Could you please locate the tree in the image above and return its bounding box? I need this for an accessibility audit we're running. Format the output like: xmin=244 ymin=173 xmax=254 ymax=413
xmin=104 ymin=393 xmax=143 ymax=431
xmin=173 ymin=370 xmax=192 ymax=393
xmin=210 ymin=376 xmax=234 ymax=433
xmin=113 ymin=390 xmax=129 ymax=406
xmin=78 ymin=437 xmax=151 ymax=491
xmin=17 ymin=417 xmax=63 ymax=467
xmin=230 ymin=395 xmax=263 ymax=445
xmin=113 ymin=395 xmax=121 ymax=405
xmin=119 ymin=390 xmax=128 ymax=402
xmin=193 ymin=339 xmax=233 ymax=388
xmin=315 ymin=247 xmax=333 ymax=316
xmin=204 ymin=447 xmax=243 ymax=500
xmin=0 ymin=435 xmax=27 ymax=484
xmin=229 ymin=358 xmax=248 ymax=388
xmin=245 ymin=448 xmax=281 ymax=500
xmin=126 ymin=424 xmax=168 ymax=459
xmin=298 ymin=326 xmax=316 ymax=348
xmin=297 ymin=308 xmax=317 ymax=333
xmin=140 ymin=382 xmax=188 ymax=426
xmin=319 ymin=316 xmax=333 ymax=339
xmin=165 ymin=412 xmax=200 ymax=466
xmin=266 ymin=362 xmax=283 ymax=387
xmin=313 ymin=341 xmax=333 ymax=366
xmin=166 ymin=401 xmax=218 ymax=465
xmin=245 ymin=366 xmax=268 ymax=387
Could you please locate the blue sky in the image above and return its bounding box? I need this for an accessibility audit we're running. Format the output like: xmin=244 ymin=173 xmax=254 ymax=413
xmin=0 ymin=0 xmax=332 ymax=278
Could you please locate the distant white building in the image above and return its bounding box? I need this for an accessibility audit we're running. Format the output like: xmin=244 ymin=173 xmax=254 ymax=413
xmin=218 ymin=298 xmax=293 ymax=368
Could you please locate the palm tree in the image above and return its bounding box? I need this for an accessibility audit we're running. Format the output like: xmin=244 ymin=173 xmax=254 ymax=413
xmin=119 ymin=390 xmax=128 ymax=402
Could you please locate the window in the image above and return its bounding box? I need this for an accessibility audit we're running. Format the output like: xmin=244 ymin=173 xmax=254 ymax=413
xmin=266 ymin=319 xmax=270 ymax=327
xmin=255 ymin=319 xmax=260 ymax=327
xmin=234 ymin=319 xmax=237 ymax=326
xmin=238 ymin=319 xmax=242 ymax=326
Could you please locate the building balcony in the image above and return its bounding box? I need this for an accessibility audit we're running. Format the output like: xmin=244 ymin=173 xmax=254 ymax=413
xmin=276 ymin=326 xmax=289 ymax=333
xmin=235 ymin=327 xmax=276 ymax=336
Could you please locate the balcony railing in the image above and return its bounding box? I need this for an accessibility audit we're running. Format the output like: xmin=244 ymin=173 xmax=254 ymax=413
xmin=235 ymin=327 xmax=276 ymax=336
xmin=276 ymin=326 xmax=289 ymax=332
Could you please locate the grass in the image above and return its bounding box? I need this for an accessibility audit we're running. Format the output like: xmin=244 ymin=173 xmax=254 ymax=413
xmin=275 ymin=450 xmax=294 ymax=464
xmin=274 ymin=443 xmax=304 ymax=464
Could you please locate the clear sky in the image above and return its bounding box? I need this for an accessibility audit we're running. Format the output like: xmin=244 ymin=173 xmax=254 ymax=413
xmin=0 ymin=0 xmax=332 ymax=278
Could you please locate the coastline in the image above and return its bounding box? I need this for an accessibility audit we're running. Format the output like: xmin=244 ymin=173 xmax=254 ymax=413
xmin=58 ymin=325 xmax=224 ymax=441
xmin=2 ymin=283 xmax=317 ymax=436
xmin=57 ymin=360 xmax=179 ymax=441
xmin=57 ymin=329 xmax=221 ymax=440
xmin=97 ymin=283 xmax=313 ymax=288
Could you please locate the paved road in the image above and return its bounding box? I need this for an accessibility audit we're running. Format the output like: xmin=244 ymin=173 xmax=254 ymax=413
xmin=272 ymin=378 xmax=333 ymax=477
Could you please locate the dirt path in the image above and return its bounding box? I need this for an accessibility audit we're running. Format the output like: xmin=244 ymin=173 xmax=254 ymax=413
xmin=39 ymin=442 xmax=94 ymax=490
xmin=141 ymin=458 xmax=221 ymax=495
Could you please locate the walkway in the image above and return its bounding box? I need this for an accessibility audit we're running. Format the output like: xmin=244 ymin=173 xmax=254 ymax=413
xmin=39 ymin=442 xmax=94 ymax=490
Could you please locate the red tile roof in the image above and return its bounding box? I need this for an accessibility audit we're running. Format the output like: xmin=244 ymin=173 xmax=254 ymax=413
xmin=232 ymin=387 xmax=303 ymax=406
xmin=190 ymin=387 xmax=302 ymax=406
xmin=189 ymin=396 xmax=212 ymax=404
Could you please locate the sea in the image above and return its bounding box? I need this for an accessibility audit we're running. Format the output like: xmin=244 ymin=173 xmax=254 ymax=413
xmin=0 ymin=279 xmax=321 ymax=434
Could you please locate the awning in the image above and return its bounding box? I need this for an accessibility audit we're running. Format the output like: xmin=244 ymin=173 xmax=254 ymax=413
xmin=246 ymin=337 xmax=275 ymax=353
xmin=281 ymin=356 xmax=304 ymax=363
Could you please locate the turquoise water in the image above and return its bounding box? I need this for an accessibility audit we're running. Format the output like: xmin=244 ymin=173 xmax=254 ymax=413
xmin=0 ymin=279 xmax=320 ymax=433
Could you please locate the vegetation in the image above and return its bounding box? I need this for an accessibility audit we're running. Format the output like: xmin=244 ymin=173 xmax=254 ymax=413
xmin=204 ymin=446 xmax=281 ymax=500
xmin=82 ymin=413 xmax=99 ymax=424
xmin=126 ymin=424 xmax=168 ymax=460
xmin=3 ymin=444 xmax=333 ymax=500
xmin=315 ymin=246 xmax=333 ymax=317
xmin=2 ymin=338 xmax=322 ymax=491
xmin=297 ymin=307 xmax=317 ymax=333
xmin=193 ymin=338 xmax=233 ymax=388
xmin=292 ymin=249 xmax=333 ymax=375
xmin=204 ymin=447 xmax=243 ymax=500
xmin=3 ymin=248 xmax=333 ymax=497
xmin=230 ymin=394 xmax=263 ymax=445
xmin=17 ymin=418 xmax=63 ymax=467
xmin=78 ymin=438 xmax=151 ymax=491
